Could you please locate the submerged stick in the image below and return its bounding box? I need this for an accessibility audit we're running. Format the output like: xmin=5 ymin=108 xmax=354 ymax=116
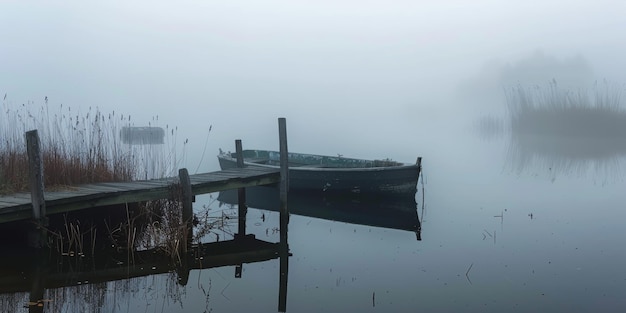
xmin=465 ymin=263 xmax=474 ymax=285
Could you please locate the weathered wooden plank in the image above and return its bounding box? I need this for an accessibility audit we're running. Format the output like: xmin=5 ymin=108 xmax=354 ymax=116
xmin=0 ymin=208 xmax=33 ymax=224
xmin=0 ymin=197 xmax=30 ymax=205
xmin=89 ymin=182 xmax=158 ymax=190
xmin=0 ymin=203 xmax=31 ymax=213
xmin=3 ymin=193 xmax=32 ymax=200
xmin=0 ymin=167 xmax=280 ymax=224
xmin=63 ymin=184 xmax=125 ymax=192
xmin=191 ymin=174 xmax=280 ymax=195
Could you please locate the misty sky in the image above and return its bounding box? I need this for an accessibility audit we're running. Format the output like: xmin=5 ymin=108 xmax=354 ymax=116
xmin=2 ymin=0 xmax=625 ymax=170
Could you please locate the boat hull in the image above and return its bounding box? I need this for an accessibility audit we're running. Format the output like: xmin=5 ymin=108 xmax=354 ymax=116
xmin=218 ymin=151 xmax=420 ymax=196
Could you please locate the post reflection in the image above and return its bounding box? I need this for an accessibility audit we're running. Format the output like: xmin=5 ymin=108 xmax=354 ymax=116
xmin=279 ymin=226 xmax=289 ymax=312
xmin=0 ymin=202 xmax=291 ymax=313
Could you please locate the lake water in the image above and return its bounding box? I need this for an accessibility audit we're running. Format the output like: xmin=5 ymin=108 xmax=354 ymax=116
xmin=2 ymin=1 xmax=626 ymax=311
xmin=2 ymin=113 xmax=626 ymax=313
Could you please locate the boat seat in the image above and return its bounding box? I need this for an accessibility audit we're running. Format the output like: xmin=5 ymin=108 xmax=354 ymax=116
xmin=246 ymin=158 xmax=269 ymax=164
xmin=302 ymin=164 xmax=328 ymax=168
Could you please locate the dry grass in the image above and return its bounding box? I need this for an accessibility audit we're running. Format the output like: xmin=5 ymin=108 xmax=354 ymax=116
xmin=0 ymin=98 xmax=186 ymax=194
xmin=504 ymin=80 xmax=626 ymax=181
xmin=505 ymin=80 xmax=626 ymax=137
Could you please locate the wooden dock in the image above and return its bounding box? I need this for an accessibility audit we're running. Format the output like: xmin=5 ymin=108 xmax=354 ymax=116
xmin=0 ymin=118 xmax=292 ymax=312
xmin=0 ymin=118 xmax=290 ymax=251
xmin=0 ymin=167 xmax=280 ymax=224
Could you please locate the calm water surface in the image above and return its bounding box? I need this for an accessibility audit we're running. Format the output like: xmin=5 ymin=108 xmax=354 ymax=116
xmin=2 ymin=1 xmax=626 ymax=312
xmin=3 ymin=119 xmax=625 ymax=313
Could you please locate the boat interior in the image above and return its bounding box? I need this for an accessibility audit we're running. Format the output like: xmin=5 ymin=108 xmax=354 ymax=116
xmin=230 ymin=150 xmax=405 ymax=168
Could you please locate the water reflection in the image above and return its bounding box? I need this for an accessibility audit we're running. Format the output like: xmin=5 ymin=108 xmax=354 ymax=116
xmin=218 ymin=186 xmax=422 ymax=240
xmin=0 ymin=215 xmax=290 ymax=312
xmin=477 ymin=83 xmax=626 ymax=181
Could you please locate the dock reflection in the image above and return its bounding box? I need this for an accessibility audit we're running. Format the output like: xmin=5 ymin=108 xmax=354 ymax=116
xmin=0 ymin=216 xmax=290 ymax=312
xmin=218 ymin=186 xmax=422 ymax=240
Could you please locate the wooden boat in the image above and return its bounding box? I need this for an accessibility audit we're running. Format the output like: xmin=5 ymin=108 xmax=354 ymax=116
xmin=218 ymin=150 xmax=421 ymax=196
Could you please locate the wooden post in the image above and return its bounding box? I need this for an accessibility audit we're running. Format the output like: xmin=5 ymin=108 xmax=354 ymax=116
xmin=416 ymin=156 xmax=423 ymax=241
xmin=236 ymin=139 xmax=245 ymax=168
xmin=278 ymin=118 xmax=289 ymax=311
xmin=26 ymin=130 xmax=47 ymax=248
xmin=178 ymin=168 xmax=193 ymax=253
xmin=278 ymin=118 xmax=289 ymax=245
xmin=236 ymin=140 xmax=247 ymax=237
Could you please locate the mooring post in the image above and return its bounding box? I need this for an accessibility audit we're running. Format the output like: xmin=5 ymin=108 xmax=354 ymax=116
xmin=178 ymin=168 xmax=193 ymax=253
xmin=278 ymin=118 xmax=289 ymax=312
xmin=278 ymin=117 xmax=289 ymax=312
xmin=235 ymin=139 xmax=247 ymax=237
xmin=26 ymin=130 xmax=47 ymax=248
xmin=416 ymin=156 xmax=423 ymax=241
xmin=278 ymin=118 xmax=289 ymax=243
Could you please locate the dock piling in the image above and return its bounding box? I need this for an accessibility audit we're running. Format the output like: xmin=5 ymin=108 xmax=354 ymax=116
xmin=178 ymin=168 xmax=193 ymax=253
xmin=26 ymin=130 xmax=47 ymax=248
xmin=235 ymin=140 xmax=247 ymax=237
xmin=278 ymin=118 xmax=289 ymax=215
xmin=278 ymin=118 xmax=289 ymax=246
xmin=278 ymin=117 xmax=290 ymax=312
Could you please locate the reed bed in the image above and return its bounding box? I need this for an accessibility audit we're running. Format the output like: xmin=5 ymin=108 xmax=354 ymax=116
xmin=0 ymin=98 xmax=227 ymax=312
xmin=0 ymin=97 xmax=214 ymax=256
xmin=0 ymin=98 xmax=186 ymax=194
xmin=505 ymin=80 xmax=626 ymax=137
xmin=503 ymin=80 xmax=626 ymax=181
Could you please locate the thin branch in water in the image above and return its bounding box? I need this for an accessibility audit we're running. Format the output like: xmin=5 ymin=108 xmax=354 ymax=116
xmin=372 ymin=292 xmax=375 ymax=307
xmin=220 ymin=282 xmax=231 ymax=301
xmin=465 ymin=263 xmax=474 ymax=285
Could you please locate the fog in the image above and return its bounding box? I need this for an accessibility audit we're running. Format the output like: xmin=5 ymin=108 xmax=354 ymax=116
xmin=2 ymin=1 xmax=626 ymax=311
xmin=2 ymin=0 xmax=625 ymax=172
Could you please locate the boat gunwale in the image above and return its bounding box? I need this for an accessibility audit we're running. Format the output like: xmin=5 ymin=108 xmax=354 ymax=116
xmin=217 ymin=151 xmax=419 ymax=172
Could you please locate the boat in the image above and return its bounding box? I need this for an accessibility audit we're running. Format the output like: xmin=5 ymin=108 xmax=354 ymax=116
xmin=217 ymin=149 xmax=421 ymax=196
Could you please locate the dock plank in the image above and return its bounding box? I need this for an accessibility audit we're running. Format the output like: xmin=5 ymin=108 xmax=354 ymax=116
xmin=0 ymin=167 xmax=280 ymax=224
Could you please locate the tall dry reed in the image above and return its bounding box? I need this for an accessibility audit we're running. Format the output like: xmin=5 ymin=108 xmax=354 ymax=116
xmin=0 ymin=98 xmax=186 ymax=194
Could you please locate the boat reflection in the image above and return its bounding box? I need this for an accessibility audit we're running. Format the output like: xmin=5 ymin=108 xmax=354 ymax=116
xmin=218 ymin=186 xmax=422 ymax=240
xmin=0 ymin=220 xmax=290 ymax=312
